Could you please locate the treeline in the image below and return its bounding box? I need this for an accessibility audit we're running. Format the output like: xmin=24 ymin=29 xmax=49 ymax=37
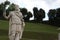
xmin=32 ymin=7 xmax=60 ymax=27
xmin=0 ymin=1 xmax=60 ymax=26
xmin=48 ymin=8 xmax=60 ymax=26
xmin=0 ymin=1 xmax=33 ymax=21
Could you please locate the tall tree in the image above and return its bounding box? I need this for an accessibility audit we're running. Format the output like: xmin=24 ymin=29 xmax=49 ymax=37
xmin=21 ymin=8 xmax=33 ymax=21
xmin=55 ymin=8 xmax=60 ymax=26
xmin=56 ymin=8 xmax=60 ymax=19
xmin=6 ymin=3 xmax=15 ymax=16
xmin=20 ymin=8 xmax=27 ymax=16
xmin=25 ymin=12 xmax=33 ymax=21
xmin=7 ymin=3 xmax=15 ymax=11
xmin=38 ymin=8 xmax=45 ymax=21
xmin=33 ymin=7 xmax=38 ymax=21
xmin=20 ymin=8 xmax=28 ymax=21
xmin=48 ymin=9 xmax=56 ymax=24
xmin=0 ymin=3 xmax=4 ymax=18
xmin=0 ymin=0 xmax=10 ymax=19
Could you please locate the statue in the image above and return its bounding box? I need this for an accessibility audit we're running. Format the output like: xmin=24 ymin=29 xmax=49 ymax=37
xmin=3 ymin=4 xmax=25 ymax=40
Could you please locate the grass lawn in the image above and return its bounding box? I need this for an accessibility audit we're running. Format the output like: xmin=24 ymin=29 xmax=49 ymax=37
xmin=0 ymin=20 xmax=59 ymax=40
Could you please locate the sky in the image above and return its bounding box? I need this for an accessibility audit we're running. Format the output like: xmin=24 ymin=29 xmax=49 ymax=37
xmin=0 ymin=0 xmax=60 ymax=20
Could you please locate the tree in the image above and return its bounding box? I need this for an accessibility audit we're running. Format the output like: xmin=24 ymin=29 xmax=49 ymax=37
xmin=28 ymin=12 xmax=33 ymax=18
xmin=56 ymin=8 xmax=60 ymax=19
xmin=20 ymin=8 xmax=33 ymax=21
xmin=33 ymin=7 xmax=38 ymax=21
xmin=0 ymin=3 xmax=4 ymax=18
xmin=38 ymin=8 xmax=45 ymax=21
xmin=48 ymin=9 xmax=56 ymax=24
xmin=7 ymin=3 xmax=15 ymax=11
xmin=3 ymin=0 xmax=10 ymax=11
xmin=20 ymin=8 xmax=28 ymax=21
xmin=6 ymin=3 xmax=15 ymax=16
xmin=4 ymin=0 xmax=10 ymax=5
xmin=25 ymin=12 xmax=33 ymax=21
xmin=20 ymin=8 xmax=27 ymax=16
xmin=55 ymin=8 xmax=60 ymax=26
xmin=0 ymin=0 xmax=10 ymax=19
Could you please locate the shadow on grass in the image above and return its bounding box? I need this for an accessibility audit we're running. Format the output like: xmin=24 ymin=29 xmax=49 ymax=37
xmin=0 ymin=29 xmax=8 ymax=36
xmin=0 ymin=29 xmax=58 ymax=40
xmin=23 ymin=31 xmax=58 ymax=40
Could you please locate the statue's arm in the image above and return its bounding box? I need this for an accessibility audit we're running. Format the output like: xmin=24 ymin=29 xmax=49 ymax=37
xmin=18 ymin=12 xmax=25 ymax=26
xmin=20 ymin=12 xmax=25 ymax=27
xmin=19 ymin=12 xmax=24 ymax=22
xmin=3 ymin=11 xmax=11 ymax=19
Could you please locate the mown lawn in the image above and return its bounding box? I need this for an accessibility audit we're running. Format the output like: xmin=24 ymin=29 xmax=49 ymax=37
xmin=0 ymin=20 xmax=59 ymax=40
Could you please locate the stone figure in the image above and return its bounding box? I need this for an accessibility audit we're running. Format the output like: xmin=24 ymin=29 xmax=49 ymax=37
xmin=3 ymin=4 xmax=25 ymax=40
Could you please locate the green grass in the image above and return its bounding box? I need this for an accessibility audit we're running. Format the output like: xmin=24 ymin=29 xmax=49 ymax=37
xmin=0 ymin=20 xmax=59 ymax=40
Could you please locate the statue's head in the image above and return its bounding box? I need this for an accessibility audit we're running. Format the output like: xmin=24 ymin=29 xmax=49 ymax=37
xmin=14 ymin=4 xmax=20 ymax=11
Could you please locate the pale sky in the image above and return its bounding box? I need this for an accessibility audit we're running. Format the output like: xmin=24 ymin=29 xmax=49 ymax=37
xmin=0 ymin=0 xmax=60 ymax=20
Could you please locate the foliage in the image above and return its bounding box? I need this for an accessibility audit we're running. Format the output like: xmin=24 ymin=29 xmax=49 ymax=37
xmin=33 ymin=7 xmax=38 ymax=20
xmin=7 ymin=3 xmax=15 ymax=11
xmin=33 ymin=7 xmax=45 ymax=22
xmin=21 ymin=8 xmax=33 ymax=21
xmin=4 ymin=0 xmax=10 ymax=5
